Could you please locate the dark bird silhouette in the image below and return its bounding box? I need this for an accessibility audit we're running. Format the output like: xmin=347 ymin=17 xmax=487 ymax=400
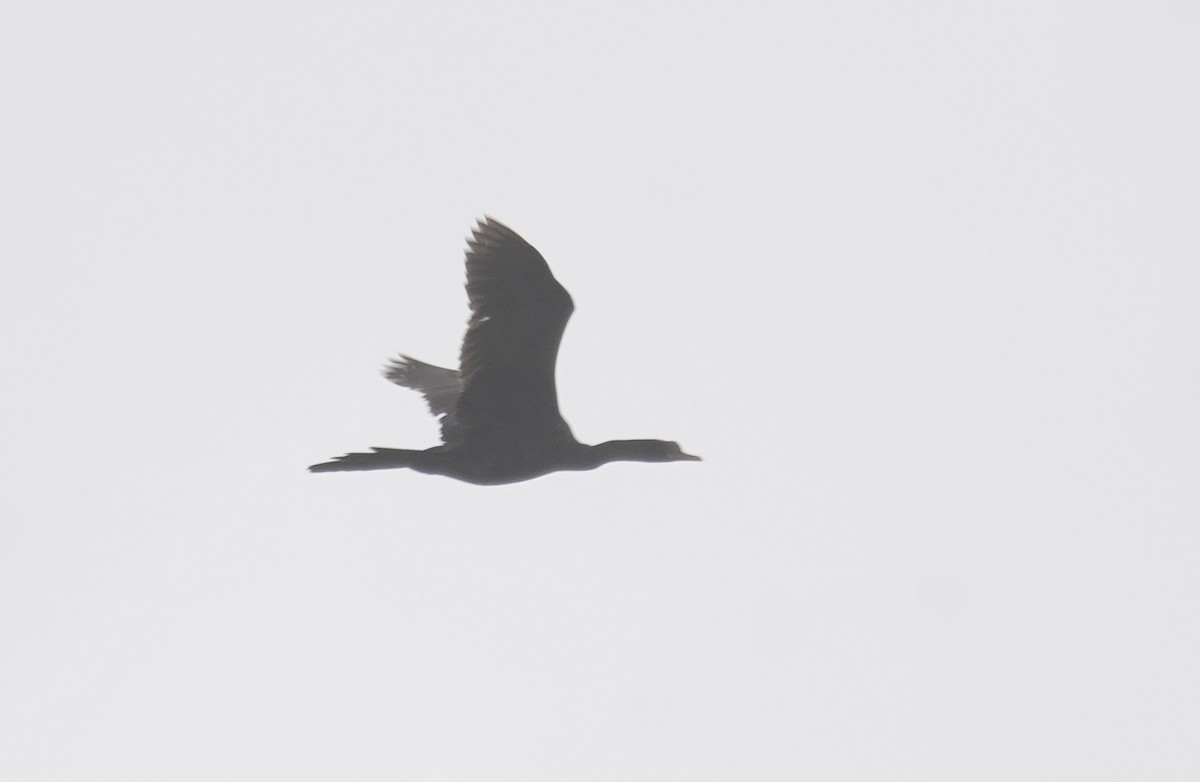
xmin=309 ymin=217 xmax=700 ymax=485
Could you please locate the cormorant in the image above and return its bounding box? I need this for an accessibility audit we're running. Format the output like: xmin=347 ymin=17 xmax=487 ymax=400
xmin=309 ymin=217 xmax=700 ymax=485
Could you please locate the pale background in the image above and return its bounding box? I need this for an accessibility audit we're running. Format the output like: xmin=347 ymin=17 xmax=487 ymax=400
xmin=2 ymin=2 xmax=1198 ymax=780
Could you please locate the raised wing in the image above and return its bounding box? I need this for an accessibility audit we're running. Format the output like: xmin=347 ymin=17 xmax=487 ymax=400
xmin=455 ymin=217 xmax=575 ymax=442
xmin=383 ymin=355 xmax=464 ymax=443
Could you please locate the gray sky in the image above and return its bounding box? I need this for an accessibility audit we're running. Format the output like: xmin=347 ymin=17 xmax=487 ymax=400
xmin=2 ymin=2 xmax=1198 ymax=780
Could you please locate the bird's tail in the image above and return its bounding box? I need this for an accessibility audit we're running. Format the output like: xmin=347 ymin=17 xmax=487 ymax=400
xmin=308 ymin=448 xmax=424 ymax=473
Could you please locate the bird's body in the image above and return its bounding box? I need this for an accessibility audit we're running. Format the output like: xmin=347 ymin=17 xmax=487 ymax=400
xmin=309 ymin=217 xmax=699 ymax=484
xmin=315 ymin=439 xmax=688 ymax=487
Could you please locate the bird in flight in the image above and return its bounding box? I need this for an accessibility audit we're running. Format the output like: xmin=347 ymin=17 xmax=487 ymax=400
xmin=309 ymin=217 xmax=699 ymax=485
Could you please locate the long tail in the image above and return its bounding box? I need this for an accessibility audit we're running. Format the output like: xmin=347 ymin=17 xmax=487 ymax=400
xmin=308 ymin=447 xmax=424 ymax=473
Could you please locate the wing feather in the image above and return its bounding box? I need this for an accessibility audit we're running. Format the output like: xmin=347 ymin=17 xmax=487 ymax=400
xmin=455 ymin=217 xmax=575 ymax=441
xmin=383 ymin=355 xmax=464 ymax=443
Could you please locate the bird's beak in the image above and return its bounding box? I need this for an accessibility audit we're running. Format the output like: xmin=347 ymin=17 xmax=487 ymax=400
xmin=681 ymin=452 xmax=702 ymax=461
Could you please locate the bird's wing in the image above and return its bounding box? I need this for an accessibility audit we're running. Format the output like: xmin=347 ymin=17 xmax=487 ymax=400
xmin=455 ymin=217 xmax=575 ymax=441
xmin=383 ymin=355 xmax=464 ymax=443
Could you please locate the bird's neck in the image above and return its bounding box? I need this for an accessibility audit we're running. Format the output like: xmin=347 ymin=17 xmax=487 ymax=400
xmin=587 ymin=439 xmax=663 ymax=465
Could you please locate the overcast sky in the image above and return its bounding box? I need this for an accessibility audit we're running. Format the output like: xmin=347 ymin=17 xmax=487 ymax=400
xmin=2 ymin=2 xmax=1198 ymax=780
